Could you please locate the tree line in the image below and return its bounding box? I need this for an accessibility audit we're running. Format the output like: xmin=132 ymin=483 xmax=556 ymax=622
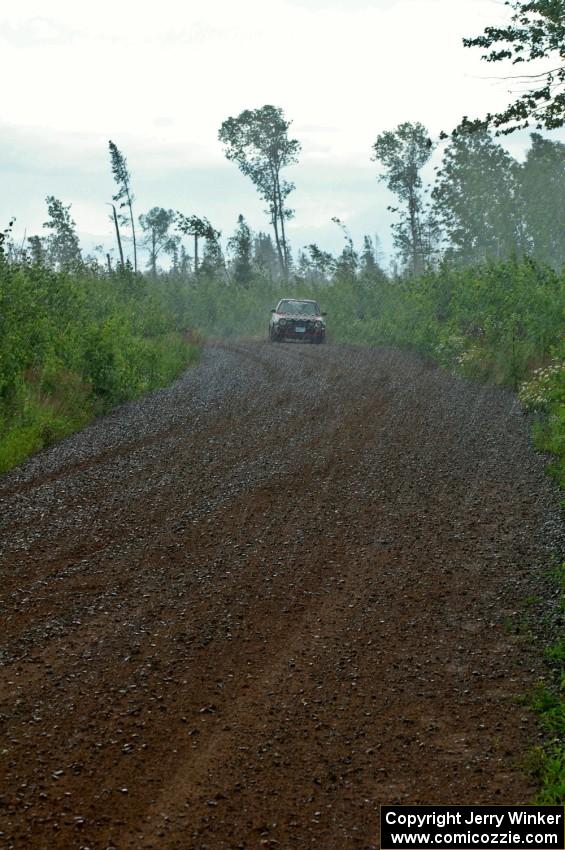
xmin=8 ymin=120 xmax=564 ymax=284
xmin=3 ymin=0 xmax=564 ymax=281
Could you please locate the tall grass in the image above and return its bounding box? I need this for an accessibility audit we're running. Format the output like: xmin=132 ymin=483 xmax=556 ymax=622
xmin=0 ymin=262 xmax=199 ymax=473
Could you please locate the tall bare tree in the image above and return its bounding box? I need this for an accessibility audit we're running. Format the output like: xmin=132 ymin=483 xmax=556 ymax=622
xmin=107 ymin=203 xmax=125 ymax=268
xmin=108 ymin=140 xmax=138 ymax=272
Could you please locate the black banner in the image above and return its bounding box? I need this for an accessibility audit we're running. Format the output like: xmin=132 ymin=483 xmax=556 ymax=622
xmin=380 ymin=806 xmax=564 ymax=850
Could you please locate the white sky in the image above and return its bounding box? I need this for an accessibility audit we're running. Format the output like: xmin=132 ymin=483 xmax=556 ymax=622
xmin=1 ymin=0 xmax=563 ymax=265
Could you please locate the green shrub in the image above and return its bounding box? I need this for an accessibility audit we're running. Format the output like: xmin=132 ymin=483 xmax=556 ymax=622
xmin=520 ymin=346 xmax=565 ymax=488
xmin=0 ymin=261 xmax=199 ymax=473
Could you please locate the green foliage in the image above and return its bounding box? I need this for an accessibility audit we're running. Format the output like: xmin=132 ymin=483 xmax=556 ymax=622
xmin=138 ymin=207 xmax=177 ymax=277
xmin=532 ymin=681 xmax=565 ymax=734
xmin=546 ymin=640 xmax=565 ymax=664
xmin=529 ymin=561 xmax=564 ymax=804
xmin=0 ymin=262 xmax=199 ymax=474
xmin=182 ymin=254 xmax=563 ymax=388
xmin=520 ymin=346 xmax=565 ymax=486
xmin=302 ymin=243 xmax=337 ymax=281
xmin=535 ymin=747 xmax=565 ymax=804
xmin=253 ymin=232 xmax=280 ymax=281
xmin=219 ymin=105 xmax=301 ymax=277
xmin=432 ymin=129 xmax=565 ymax=270
xmin=433 ymin=129 xmax=525 ymax=264
xmin=0 ymin=371 xmax=92 ymax=474
xmin=318 ymin=258 xmax=563 ymax=383
xmin=520 ymin=357 xmax=564 ymax=411
xmin=176 ymin=213 xmax=219 ymax=275
xmin=372 ymin=121 xmax=433 ymax=199
xmin=200 ymin=228 xmax=226 ymax=281
xmin=42 ymin=196 xmax=82 ymax=269
xmin=228 ymin=214 xmax=254 ymax=286
xmin=520 ymin=134 xmax=565 ymax=269
xmin=463 ymin=0 xmax=565 ymax=133
xmin=371 ymin=122 xmax=435 ymax=274
xmin=535 ymin=407 xmax=565 ymax=488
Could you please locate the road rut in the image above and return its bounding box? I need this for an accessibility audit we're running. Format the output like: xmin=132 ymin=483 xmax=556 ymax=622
xmin=0 ymin=341 xmax=562 ymax=850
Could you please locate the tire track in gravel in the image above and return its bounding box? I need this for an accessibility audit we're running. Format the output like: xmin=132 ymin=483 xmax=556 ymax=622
xmin=0 ymin=340 xmax=562 ymax=850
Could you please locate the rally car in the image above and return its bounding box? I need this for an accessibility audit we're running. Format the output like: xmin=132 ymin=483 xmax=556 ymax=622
xmin=268 ymin=299 xmax=326 ymax=344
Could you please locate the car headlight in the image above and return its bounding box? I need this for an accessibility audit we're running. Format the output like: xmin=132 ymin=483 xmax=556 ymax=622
xmin=315 ymin=320 xmax=323 ymax=328
xmin=278 ymin=318 xmax=287 ymax=326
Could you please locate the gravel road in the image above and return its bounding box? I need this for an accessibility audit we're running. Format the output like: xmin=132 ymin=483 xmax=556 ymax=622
xmin=0 ymin=340 xmax=562 ymax=850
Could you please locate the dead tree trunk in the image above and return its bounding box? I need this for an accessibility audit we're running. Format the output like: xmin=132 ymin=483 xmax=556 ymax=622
xmin=108 ymin=204 xmax=125 ymax=268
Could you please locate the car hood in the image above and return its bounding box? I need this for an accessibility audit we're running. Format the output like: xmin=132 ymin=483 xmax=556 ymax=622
xmin=275 ymin=313 xmax=324 ymax=321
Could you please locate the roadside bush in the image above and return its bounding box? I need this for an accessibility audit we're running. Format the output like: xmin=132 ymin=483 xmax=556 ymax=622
xmin=313 ymin=258 xmax=563 ymax=387
xmin=519 ymin=347 xmax=565 ymax=488
xmin=520 ymin=360 xmax=565 ymax=412
xmin=0 ymin=261 xmax=199 ymax=473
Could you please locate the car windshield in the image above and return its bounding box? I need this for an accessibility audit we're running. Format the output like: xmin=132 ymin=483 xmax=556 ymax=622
xmin=277 ymin=300 xmax=319 ymax=316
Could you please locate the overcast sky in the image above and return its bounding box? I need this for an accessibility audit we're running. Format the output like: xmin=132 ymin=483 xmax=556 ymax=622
xmin=1 ymin=0 xmax=563 ymax=266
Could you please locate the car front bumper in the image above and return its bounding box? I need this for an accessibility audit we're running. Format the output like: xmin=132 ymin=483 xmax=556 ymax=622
xmin=272 ymin=324 xmax=325 ymax=342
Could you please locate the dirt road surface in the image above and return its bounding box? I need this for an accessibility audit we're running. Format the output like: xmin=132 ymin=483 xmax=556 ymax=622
xmin=0 ymin=341 xmax=562 ymax=850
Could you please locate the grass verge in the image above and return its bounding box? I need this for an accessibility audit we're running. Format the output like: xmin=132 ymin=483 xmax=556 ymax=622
xmin=528 ymin=564 xmax=565 ymax=804
xmin=0 ymin=338 xmax=200 ymax=475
